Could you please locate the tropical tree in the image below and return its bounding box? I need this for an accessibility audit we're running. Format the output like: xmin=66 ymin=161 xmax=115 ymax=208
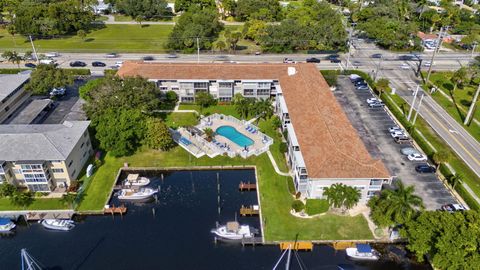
xmin=24 ymin=64 xmax=74 ymax=96
xmin=135 ymin=15 xmax=144 ymax=26
xmin=1 ymin=50 xmax=22 ymax=67
xmin=0 ymin=183 xmax=17 ymax=198
xmin=235 ymin=97 xmax=252 ymax=119
xmin=450 ymin=67 xmax=468 ymax=93
xmin=433 ymin=150 xmax=450 ymax=169
xmin=143 ymin=117 xmax=175 ymax=150
xmin=10 ymin=191 xmax=34 ymax=208
xmin=232 ymin=93 xmax=244 ymax=104
xmin=323 ymin=183 xmax=361 ymax=213
xmin=61 ymin=192 xmax=77 ymax=208
xmin=195 ymin=92 xmax=216 ymax=110
xmin=449 ymin=173 xmax=463 ymax=190
xmin=368 ymin=181 xmax=424 ymax=227
xmin=204 ymin=128 xmax=215 ymax=142
xmin=77 ymin=29 xmax=87 ymax=41
xmin=252 ymin=99 xmax=273 ymax=122
xmin=226 ymin=31 xmax=243 ymax=52
xmin=214 ymin=40 xmax=227 ymax=52
xmin=375 ymin=78 xmax=390 ymax=98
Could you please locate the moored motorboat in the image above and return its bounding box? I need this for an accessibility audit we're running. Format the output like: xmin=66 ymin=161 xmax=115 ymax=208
xmin=346 ymin=244 xmax=380 ymax=261
xmin=117 ymin=187 xmax=158 ymax=201
xmin=40 ymin=219 xmax=75 ymax=231
xmin=0 ymin=218 xmax=16 ymax=232
xmin=210 ymin=221 xmax=256 ymax=240
xmin=123 ymin=174 xmax=150 ymax=187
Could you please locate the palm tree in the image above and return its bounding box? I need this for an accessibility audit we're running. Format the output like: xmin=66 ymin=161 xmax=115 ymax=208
xmin=449 ymin=173 xmax=463 ymax=190
xmin=450 ymin=67 xmax=468 ymax=94
xmin=61 ymin=192 xmax=77 ymax=209
xmin=343 ymin=186 xmax=361 ymax=210
xmin=323 ymin=183 xmax=345 ymax=209
xmin=1 ymin=50 xmax=22 ymax=68
xmin=10 ymin=191 xmax=34 ymax=209
xmin=235 ymin=98 xmax=251 ymax=119
xmin=252 ymin=99 xmax=273 ymax=122
xmin=433 ymin=150 xmax=450 ymax=170
xmin=204 ymin=128 xmax=215 ymax=142
xmin=214 ymin=40 xmax=227 ymax=52
xmin=382 ymin=181 xmax=423 ymax=224
xmin=376 ymin=78 xmax=390 ymax=98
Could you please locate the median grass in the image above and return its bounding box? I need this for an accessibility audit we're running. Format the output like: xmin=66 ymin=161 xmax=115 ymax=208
xmin=77 ymin=115 xmax=373 ymax=240
xmin=0 ymin=25 xmax=174 ymax=53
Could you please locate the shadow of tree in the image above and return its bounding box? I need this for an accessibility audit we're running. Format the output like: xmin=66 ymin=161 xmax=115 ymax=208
xmin=84 ymin=38 xmax=95 ymax=42
xmin=451 ymin=95 xmax=466 ymax=121
xmin=141 ymin=24 xmax=150 ymax=28
xmin=460 ymin=99 xmax=471 ymax=107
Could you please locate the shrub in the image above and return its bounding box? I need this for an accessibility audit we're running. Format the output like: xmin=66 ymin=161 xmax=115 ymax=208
xmin=287 ymin=178 xmax=296 ymax=195
xmin=279 ymin=142 xmax=288 ymax=153
xmin=291 ymin=200 xmax=305 ymax=212
xmin=320 ymin=70 xmax=340 ymax=86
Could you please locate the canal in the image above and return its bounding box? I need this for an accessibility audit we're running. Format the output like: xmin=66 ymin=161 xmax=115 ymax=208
xmin=0 ymin=170 xmax=430 ymax=269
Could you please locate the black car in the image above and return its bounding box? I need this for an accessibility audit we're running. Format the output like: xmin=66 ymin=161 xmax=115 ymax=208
xmin=398 ymin=54 xmax=414 ymax=61
xmin=70 ymin=61 xmax=86 ymax=67
xmin=306 ymin=57 xmax=321 ymax=63
xmin=143 ymin=56 xmax=155 ymax=61
xmin=371 ymin=53 xmax=382 ymax=59
xmin=354 ymin=80 xmax=367 ymax=86
xmin=415 ymin=164 xmax=436 ymax=173
xmin=25 ymin=63 xmax=36 ymax=68
xmin=92 ymin=61 xmax=106 ymax=67
xmin=330 ymin=58 xmax=341 ymax=63
xmin=327 ymin=54 xmax=340 ymax=60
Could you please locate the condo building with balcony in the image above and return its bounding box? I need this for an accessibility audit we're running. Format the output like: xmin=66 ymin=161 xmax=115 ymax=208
xmin=0 ymin=73 xmax=31 ymax=123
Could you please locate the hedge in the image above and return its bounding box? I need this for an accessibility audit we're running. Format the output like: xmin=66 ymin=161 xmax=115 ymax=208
xmin=0 ymin=68 xmax=28 ymax=74
xmin=62 ymin=68 xmax=91 ymax=76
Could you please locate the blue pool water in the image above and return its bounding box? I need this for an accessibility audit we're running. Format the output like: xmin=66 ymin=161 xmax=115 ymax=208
xmin=216 ymin=125 xmax=254 ymax=147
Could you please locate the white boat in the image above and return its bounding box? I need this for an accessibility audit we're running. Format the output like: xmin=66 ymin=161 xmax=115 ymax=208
xmin=40 ymin=219 xmax=75 ymax=231
xmin=117 ymin=187 xmax=158 ymax=201
xmin=211 ymin=221 xmax=255 ymax=240
xmin=123 ymin=174 xmax=150 ymax=186
xmin=0 ymin=218 xmax=16 ymax=232
xmin=346 ymin=244 xmax=380 ymax=261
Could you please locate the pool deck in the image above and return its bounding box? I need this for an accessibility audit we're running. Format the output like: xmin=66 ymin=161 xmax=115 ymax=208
xmin=208 ymin=119 xmax=267 ymax=153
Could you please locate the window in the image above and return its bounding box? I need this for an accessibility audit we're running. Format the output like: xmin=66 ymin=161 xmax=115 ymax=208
xmin=219 ymin=82 xmax=232 ymax=88
xmin=52 ymin=168 xmax=64 ymax=173
xmin=83 ymin=131 xmax=88 ymax=138
xmin=71 ymin=170 xmax=76 ymax=177
xmin=244 ymin=89 xmax=254 ymax=96
xmin=159 ymin=87 xmax=168 ymax=91
xmin=4 ymin=106 xmax=9 ymax=112
xmin=68 ymin=160 xmax=73 ymax=168
xmin=82 ymin=151 xmax=87 ymax=158
xmin=370 ymin=179 xmax=383 ymax=186
xmin=257 ymin=89 xmax=270 ymax=95
xmin=193 ymin=82 xmax=208 ymax=89
xmin=80 ymin=142 xmax=85 ymax=148
xmin=87 ymin=141 xmax=90 ymax=147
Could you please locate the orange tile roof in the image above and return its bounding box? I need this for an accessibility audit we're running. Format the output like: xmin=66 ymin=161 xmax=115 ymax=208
xmin=118 ymin=62 xmax=390 ymax=179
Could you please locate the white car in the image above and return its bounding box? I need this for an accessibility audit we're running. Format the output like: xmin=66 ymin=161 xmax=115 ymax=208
xmin=423 ymin=61 xmax=434 ymax=67
xmin=367 ymin=98 xmax=381 ymax=104
xmin=45 ymin=52 xmax=59 ymax=58
xmin=391 ymin=130 xmax=406 ymax=138
xmin=388 ymin=126 xmax=402 ymax=133
xmin=115 ymin=61 xmax=123 ymax=67
xmin=50 ymin=87 xmax=66 ymax=96
xmin=400 ymin=63 xmax=410 ymax=70
xmin=407 ymin=153 xmax=427 ymax=161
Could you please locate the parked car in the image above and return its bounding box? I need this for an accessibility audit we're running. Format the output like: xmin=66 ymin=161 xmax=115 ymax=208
xmin=394 ymin=136 xmax=411 ymax=144
xmin=415 ymin=163 xmax=436 ymax=173
xmin=391 ymin=130 xmax=406 ymax=138
xmin=106 ymin=52 xmax=118 ymax=58
xmin=356 ymin=85 xmax=369 ymax=91
xmin=353 ymin=61 xmax=361 ymax=66
xmin=70 ymin=61 xmax=86 ymax=67
xmin=388 ymin=126 xmax=402 ymax=133
xmin=369 ymin=102 xmax=384 ymax=107
xmin=371 ymin=53 xmax=382 ymax=59
xmin=283 ymin=58 xmax=295 ymax=64
xmin=400 ymin=147 xmax=420 ymax=156
xmin=50 ymin=87 xmax=66 ymax=97
xmin=407 ymin=153 xmax=427 ymax=161
xmin=92 ymin=61 xmax=106 ymax=67
xmin=354 ymin=79 xmax=367 ymax=85
xmin=400 ymin=63 xmax=410 ymax=70
xmin=441 ymin=204 xmax=466 ymax=212
xmin=143 ymin=56 xmax=155 ymax=61
xmin=306 ymin=57 xmax=321 ymax=63
xmin=367 ymin=98 xmax=381 ymax=104
xmin=24 ymin=63 xmax=36 ymax=68
xmin=349 ymin=74 xmax=362 ymax=81
xmin=255 ymin=51 xmax=261 ymax=56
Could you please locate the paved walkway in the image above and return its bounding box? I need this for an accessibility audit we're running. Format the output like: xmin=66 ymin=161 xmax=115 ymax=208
xmin=267 ymin=150 xmax=292 ymax=177
xmin=100 ymin=15 xmax=245 ymax=26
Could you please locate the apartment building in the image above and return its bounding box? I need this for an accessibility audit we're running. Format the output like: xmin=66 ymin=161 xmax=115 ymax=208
xmin=0 ymin=73 xmax=31 ymax=123
xmin=118 ymin=62 xmax=391 ymax=203
xmin=0 ymin=121 xmax=93 ymax=192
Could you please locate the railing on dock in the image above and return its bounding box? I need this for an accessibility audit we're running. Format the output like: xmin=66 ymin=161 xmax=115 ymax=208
xmin=240 ymin=205 xmax=259 ymax=216
xmin=279 ymin=242 xmax=313 ymax=251
xmin=239 ymin=181 xmax=256 ymax=191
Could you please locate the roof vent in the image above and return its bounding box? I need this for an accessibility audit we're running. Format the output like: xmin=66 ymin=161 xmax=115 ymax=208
xmin=287 ymin=67 xmax=297 ymax=76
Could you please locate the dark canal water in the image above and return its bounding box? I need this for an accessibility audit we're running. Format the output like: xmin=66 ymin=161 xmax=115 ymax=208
xmin=0 ymin=170 xmax=430 ymax=270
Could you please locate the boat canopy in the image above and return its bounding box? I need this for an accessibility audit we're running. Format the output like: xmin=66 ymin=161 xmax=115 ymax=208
xmin=127 ymin=174 xmax=139 ymax=181
xmin=356 ymin=244 xmax=372 ymax=253
xmin=226 ymin=221 xmax=239 ymax=231
xmin=0 ymin=218 xmax=11 ymax=225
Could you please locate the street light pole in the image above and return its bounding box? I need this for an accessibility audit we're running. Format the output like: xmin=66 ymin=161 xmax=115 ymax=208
xmin=412 ymin=93 xmax=425 ymax=126
xmin=29 ymin=35 xmax=39 ymax=64
xmin=425 ymin=26 xmax=447 ymax=86
xmin=464 ymin=83 xmax=480 ymax=125
xmin=408 ymin=85 xmax=420 ymax=121
xmin=345 ymin=23 xmax=355 ymax=70
xmin=471 ymin=42 xmax=478 ymax=59
xmin=196 ymin=37 xmax=200 ymax=64
xmin=374 ymin=56 xmax=383 ymax=81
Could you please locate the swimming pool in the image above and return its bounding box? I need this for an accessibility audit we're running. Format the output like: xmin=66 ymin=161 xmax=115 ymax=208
xmin=216 ymin=125 xmax=254 ymax=147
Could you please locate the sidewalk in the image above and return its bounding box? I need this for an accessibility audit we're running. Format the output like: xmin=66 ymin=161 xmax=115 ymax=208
xmin=267 ymin=150 xmax=291 ymax=177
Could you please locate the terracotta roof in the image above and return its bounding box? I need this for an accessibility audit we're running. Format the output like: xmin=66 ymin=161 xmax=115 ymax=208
xmin=118 ymin=62 xmax=390 ymax=179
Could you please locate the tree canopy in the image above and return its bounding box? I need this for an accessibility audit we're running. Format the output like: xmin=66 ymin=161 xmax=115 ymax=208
xmin=174 ymin=0 xmax=215 ymax=12
xmin=323 ymin=183 xmax=361 ymax=212
xmin=24 ymin=64 xmax=74 ymax=96
xmin=116 ymin=0 xmax=173 ymax=20
xmin=234 ymin=0 xmax=282 ymax=22
xmin=166 ymin=6 xmax=223 ymax=52
xmin=143 ymin=117 xmax=175 ymax=151
xmin=401 ymin=210 xmax=480 ymax=270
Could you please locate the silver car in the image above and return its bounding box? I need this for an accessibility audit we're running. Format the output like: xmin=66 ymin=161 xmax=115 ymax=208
xmin=400 ymin=147 xmax=420 ymax=156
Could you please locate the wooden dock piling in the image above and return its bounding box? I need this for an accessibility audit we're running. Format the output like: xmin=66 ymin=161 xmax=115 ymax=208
xmin=239 ymin=205 xmax=259 ymax=216
xmin=239 ymin=181 xmax=256 ymax=191
xmin=104 ymin=205 xmax=127 ymax=216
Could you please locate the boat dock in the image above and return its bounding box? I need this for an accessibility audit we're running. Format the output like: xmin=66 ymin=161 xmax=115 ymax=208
xmin=24 ymin=211 xmax=75 ymax=221
xmin=279 ymin=242 xmax=314 ymax=251
xmin=241 ymin=237 xmax=264 ymax=246
xmin=239 ymin=205 xmax=259 ymax=216
xmin=104 ymin=205 xmax=127 ymax=215
xmin=332 ymin=241 xmax=356 ymax=250
xmin=239 ymin=181 xmax=256 ymax=191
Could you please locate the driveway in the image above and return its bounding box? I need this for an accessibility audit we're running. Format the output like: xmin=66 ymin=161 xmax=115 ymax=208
xmin=334 ymin=76 xmax=457 ymax=210
xmin=42 ymin=79 xmax=84 ymax=124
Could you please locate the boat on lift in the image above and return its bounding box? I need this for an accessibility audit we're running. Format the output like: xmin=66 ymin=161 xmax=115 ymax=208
xmin=346 ymin=244 xmax=380 ymax=261
xmin=210 ymin=221 xmax=257 ymax=240
xmin=117 ymin=187 xmax=158 ymax=201
xmin=123 ymin=174 xmax=150 ymax=187
xmin=40 ymin=219 xmax=75 ymax=231
xmin=0 ymin=218 xmax=15 ymax=232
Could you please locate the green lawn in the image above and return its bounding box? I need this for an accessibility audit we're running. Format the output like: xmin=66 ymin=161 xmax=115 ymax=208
xmin=305 ymin=199 xmax=329 ymax=215
xmin=78 ymin=115 xmax=373 ymax=240
xmin=0 ymin=25 xmax=174 ymax=53
xmin=114 ymin=14 xmax=133 ymax=22
xmin=178 ymin=104 xmax=241 ymax=119
xmin=0 ymin=198 xmax=67 ymax=211
xmin=160 ymin=112 xmax=198 ymax=129
xmin=428 ymin=72 xmax=480 ymax=141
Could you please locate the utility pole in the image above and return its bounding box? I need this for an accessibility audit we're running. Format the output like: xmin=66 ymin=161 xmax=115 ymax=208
xmin=425 ymin=26 xmax=448 ymax=86
xmin=472 ymin=42 xmax=478 ymax=59
xmin=374 ymin=56 xmax=383 ymax=81
xmin=29 ymin=35 xmax=39 ymax=64
xmin=464 ymin=83 xmax=480 ymax=125
xmin=345 ymin=23 xmax=356 ymax=70
xmin=408 ymin=85 xmax=420 ymax=121
xmin=196 ymin=37 xmax=200 ymax=64
xmin=412 ymin=93 xmax=425 ymax=125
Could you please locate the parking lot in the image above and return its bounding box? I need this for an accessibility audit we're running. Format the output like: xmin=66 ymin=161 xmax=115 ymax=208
xmin=42 ymin=79 xmax=87 ymax=124
xmin=334 ymin=76 xmax=457 ymax=210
